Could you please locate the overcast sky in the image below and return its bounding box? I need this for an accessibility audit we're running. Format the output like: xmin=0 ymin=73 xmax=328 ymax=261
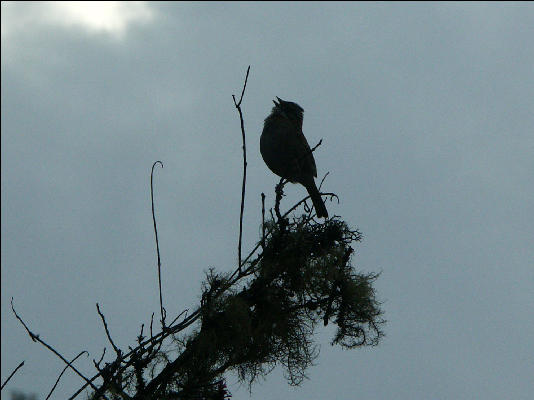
xmin=2 ymin=2 xmax=533 ymax=399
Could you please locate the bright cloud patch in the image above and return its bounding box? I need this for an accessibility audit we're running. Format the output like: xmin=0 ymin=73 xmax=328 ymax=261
xmin=1 ymin=1 xmax=154 ymax=39
xmin=51 ymin=1 xmax=154 ymax=36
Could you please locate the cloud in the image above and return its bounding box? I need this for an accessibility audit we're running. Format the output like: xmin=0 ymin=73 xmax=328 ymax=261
xmin=1 ymin=1 xmax=154 ymax=39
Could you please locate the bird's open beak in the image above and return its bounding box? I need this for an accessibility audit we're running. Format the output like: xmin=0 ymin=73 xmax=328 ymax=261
xmin=273 ymin=98 xmax=280 ymax=106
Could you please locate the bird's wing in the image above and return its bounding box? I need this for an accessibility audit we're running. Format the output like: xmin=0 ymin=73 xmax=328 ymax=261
xmin=296 ymin=130 xmax=318 ymax=178
xmin=261 ymin=115 xmax=318 ymax=181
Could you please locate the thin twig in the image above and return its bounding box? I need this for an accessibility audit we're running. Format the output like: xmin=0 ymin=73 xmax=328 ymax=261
xmin=285 ymin=191 xmax=339 ymax=218
xmin=168 ymin=308 xmax=189 ymax=327
xmin=261 ymin=193 xmax=266 ymax=249
xmin=310 ymin=138 xmax=323 ymax=153
xmin=94 ymin=348 xmax=107 ymax=369
xmin=1 ymin=360 xmax=24 ymax=390
xmin=233 ymin=65 xmax=251 ymax=273
xmin=234 ymin=65 xmax=250 ymax=108
xmin=151 ymin=160 xmax=166 ymax=329
xmin=68 ymin=309 xmax=202 ymax=400
xmin=96 ymin=303 xmax=121 ymax=358
xmin=138 ymin=323 xmax=145 ymax=343
xmin=46 ymin=351 xmax=88 ymax=400
xmin=10 ymin=298 xmax=100 ymax=394
xmin=318 ymin=171 xmax=329 ymax=190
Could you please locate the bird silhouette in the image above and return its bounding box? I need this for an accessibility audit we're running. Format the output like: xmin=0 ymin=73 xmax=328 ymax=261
xmin=260 ymin=97 xmax=328 ymax=218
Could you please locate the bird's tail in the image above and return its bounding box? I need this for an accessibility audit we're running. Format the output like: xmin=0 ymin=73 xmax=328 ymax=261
xmin=304 ymin=180 xmax=328 ymax=218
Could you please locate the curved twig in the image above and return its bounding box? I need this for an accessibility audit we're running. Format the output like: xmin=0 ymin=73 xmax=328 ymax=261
xmin=318 ymin=171 xmax=329 ymax=190
xmin=151 ymin=160 xmax=166 ymax=328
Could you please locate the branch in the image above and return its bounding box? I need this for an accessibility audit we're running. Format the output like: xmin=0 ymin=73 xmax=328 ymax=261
xmin=46 ymin=351 xmax=88 ymax=400
xmin=96 ymin=303 xmax=121 ymax=358
xmin=310 ymin=138 xmax=323 ymax=153
xmin=93 ymin=348 xmax=106 ymax=370
xmin=233 ymin=65 xmax=250 ymax=108
xmin=1 ymin=360 xmax=24 ymax=390
xmin=10 ymin=298 xmax=101 ymax=395
xmin=233 ymin=65 xmax=251 ymax=273
xmin=261 ymin=193 xmax=266 ymax=249
xmin=228 ymin=187 xmax=339 ymax=284
xmin=68 ymin=309 xmax=203 ymax=400
xmin=151 ymin=160 xmax=166 ymax=329
xmin=284 ymin=191 xmax=339 ymax=220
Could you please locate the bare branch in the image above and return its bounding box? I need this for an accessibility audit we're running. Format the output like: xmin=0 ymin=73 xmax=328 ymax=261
xmin=1 ymin=360 xmax=24 ymax=390
xmin=168 ymin=308 xmax=189 ymax=327
xmin=96 ymin=303 xmax=121 ymax=358
xmin=10 ymin=298 xmax=100 ymax=394
xmin=68 ymin=309 xmax=203 ymax=400
xmin=46 ymin=351 xmax=88 ymax=400
xmin=261 ymin=193 xmax=266 ymax=249
xmin=233 ymin=65 xmax=251 ymax=273
xmin=233 ymin=65 xmax=251 ymax=107
xmin=151 ymin=160 xmax=166 ymax=329
xmin=318 ymin=171 xmax=329 ymax=190
xmin=93 ymin=348 xmax=106 ymax=370
xmin=310 ymin=138 xmax=323 ymax=153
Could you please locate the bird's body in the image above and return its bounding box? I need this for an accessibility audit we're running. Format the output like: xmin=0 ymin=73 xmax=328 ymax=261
xmin=260 ymin=97 xmax=328 ymax=218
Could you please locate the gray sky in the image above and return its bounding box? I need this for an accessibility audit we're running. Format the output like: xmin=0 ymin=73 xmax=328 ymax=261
xmin=2 ymin=2 xmax=533 ymax=399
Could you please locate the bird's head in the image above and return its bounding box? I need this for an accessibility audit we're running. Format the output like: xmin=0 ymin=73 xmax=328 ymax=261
xmin=272 ymin=97 xmax=304 ymax=124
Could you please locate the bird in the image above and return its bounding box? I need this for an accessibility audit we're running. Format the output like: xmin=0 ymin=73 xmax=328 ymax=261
xmin=260 ymin=97 xmax=328 ymax=218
